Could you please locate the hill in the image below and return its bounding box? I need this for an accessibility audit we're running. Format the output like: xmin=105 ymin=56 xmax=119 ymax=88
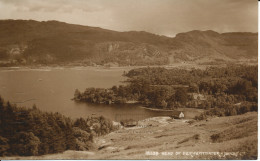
xmin=0 ymin=20 xmax=257 ymax=66
xmin=2 ymin=112 xmax=257 ymax=159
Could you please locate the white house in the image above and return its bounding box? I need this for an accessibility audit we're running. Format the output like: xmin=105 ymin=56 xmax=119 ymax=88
xmin=171 ymin=111 xmax=185 ymax=119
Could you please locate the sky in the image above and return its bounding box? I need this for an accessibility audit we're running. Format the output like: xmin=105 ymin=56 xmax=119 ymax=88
xmin=0 ymin=0 xmax=257 ymax=37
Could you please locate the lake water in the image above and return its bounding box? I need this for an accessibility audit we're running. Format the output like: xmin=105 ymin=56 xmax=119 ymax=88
xmin=0 ymin=67 xmax=170 ymax=121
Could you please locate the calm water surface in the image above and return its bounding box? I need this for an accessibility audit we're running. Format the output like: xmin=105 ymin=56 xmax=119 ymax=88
xmin=0 ymin=67 xmax=169 ymax=121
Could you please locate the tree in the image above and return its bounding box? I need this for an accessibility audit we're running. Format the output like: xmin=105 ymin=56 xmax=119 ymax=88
xmin=175 ymin=88 xmax=188 ymax=104
xmin=118 ymin=85 xmax=126 ymax=97
xmin=111 ymin=86 xmax=118 ymax=94
xmin=0 ymin=136 xmax=9 ymax=156
xmin=12 ymin=132 xmax=41 ymax=156
xmin=32 ymin=104 xmax=37 ymax=110
xmin=189 ymin=83 xmax=199 ymax=93
xmin=74 ymin=89 xmax=81 ymax=100
xmin=159 ymin=100 xmax=168 ymax=109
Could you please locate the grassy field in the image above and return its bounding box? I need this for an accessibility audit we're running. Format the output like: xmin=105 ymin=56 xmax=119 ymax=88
xmin=1 ymin=112 xmax=257 ymax=160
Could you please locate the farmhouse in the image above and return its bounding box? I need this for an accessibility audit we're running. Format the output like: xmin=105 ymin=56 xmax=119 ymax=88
xmin=171 ymin=111 xmax=185 ymax=119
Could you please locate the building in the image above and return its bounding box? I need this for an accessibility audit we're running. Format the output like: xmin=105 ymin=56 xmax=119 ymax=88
xmin=171 ymin=111 xmax=185 ymax=119
xmin=189 ymin=93 xmax=206 ymax=100
xmin=120 ymin=119 xmax=138 ymax=127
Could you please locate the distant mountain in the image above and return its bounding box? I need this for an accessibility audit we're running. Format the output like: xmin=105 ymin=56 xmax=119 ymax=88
xmin=0 ymin=20 xmax=257 ymax=66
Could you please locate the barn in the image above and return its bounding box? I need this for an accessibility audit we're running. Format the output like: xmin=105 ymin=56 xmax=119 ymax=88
xmin=171 ymin=111 xmax=185 ymax=119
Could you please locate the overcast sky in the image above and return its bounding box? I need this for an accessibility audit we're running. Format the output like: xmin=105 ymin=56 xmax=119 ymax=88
xmin=0 ymin=0 xmax=257 ymax=36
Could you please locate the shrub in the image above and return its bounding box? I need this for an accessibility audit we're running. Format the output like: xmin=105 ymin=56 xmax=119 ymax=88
xmin=210 ymin=134 xmax=220 ymax=143
xmin=194 ymin=113 xmax=207 ymax=120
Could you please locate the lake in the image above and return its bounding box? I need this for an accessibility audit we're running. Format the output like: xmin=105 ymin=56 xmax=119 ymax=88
xmin=0 ymin=67 xmax=170 ymax=121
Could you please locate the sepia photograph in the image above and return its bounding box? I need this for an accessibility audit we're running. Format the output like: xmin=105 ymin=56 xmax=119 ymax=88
xmin=0 ymin=0 xmax=258 ymax=160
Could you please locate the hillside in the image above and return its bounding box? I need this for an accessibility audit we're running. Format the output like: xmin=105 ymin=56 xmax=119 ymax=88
xmin=2 ymin=112 xmax=257 ymax=159
xmin=0 ymin=20 xmax=257 ymax=66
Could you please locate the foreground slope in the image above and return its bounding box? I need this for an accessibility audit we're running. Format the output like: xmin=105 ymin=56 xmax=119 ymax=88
xmin=0 ymin=20 xmax=257 ymax=66
xmin=2 ymin=112 xmax=257 ymax=160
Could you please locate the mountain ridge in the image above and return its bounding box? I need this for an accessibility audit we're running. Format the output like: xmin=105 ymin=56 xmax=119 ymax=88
xmin=0 ymin=20 xmax=257 ymax=66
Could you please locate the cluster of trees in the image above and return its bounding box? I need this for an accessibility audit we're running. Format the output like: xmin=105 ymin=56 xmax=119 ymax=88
xmin=195 ymin=102 xmax=257 ymax=120
xmin=0 ymin=96 xmax=116 ymax=156
xmin=74 ymin=87 xmax=129 ymax=104
xmin=75 ymin=79 xmax=188 ymax=109
xmin=75 ymin=65 xmax=257 ymax=115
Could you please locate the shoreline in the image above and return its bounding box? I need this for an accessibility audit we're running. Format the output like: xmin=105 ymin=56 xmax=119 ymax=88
xmin=139 ymin=106 xmax=176 ymax=112
xmin=0 ymin=62 xmax=231 ymax=71
xmin=0 ymin=65 xmax=142 ymax=72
